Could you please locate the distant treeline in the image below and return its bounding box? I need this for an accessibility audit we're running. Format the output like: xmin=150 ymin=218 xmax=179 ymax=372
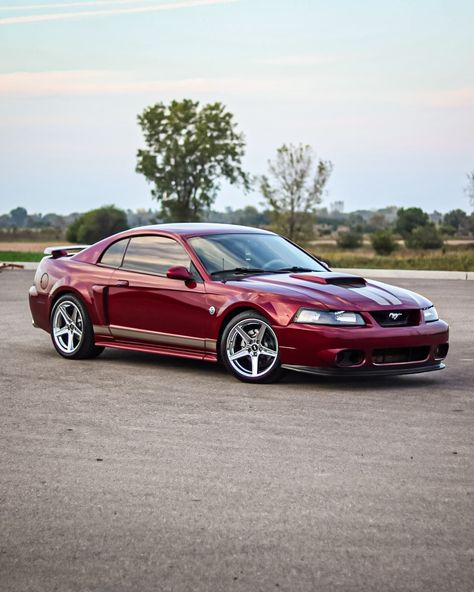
xmin=0 ymin=206 xmax=157 ymax=234
xmin=1 ymin=204 xmax=473 ymax=237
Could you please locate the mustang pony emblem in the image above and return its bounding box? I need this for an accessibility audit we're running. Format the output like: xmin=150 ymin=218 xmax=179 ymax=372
xmin=389 ymin=312 xmax=403 ymax=320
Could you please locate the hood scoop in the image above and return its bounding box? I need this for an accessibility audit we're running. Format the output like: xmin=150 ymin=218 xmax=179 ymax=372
xmin=290 ymin=273 xmax=367 ymax=288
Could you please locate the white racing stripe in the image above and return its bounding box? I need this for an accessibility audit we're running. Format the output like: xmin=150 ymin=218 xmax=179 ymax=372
xmin=367 ymin=285 xmax=402 ymax=305
xmin=349 ymin=286 xmax=401 ymax=306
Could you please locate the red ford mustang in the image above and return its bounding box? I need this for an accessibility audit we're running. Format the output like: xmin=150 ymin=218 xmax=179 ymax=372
xmin=29 ymin=223 xmax=449 ymax=383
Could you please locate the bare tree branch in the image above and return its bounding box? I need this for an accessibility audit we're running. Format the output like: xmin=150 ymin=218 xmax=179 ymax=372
xmin=260 ymin=144 xmax=333 ymax=243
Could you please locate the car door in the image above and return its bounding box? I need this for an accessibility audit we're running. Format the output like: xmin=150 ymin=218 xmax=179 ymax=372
xmin=105 ymin=234 xmax=211 ymax=353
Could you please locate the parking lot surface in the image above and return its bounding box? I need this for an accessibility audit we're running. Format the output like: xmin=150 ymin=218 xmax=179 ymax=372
xmin=1 ymin=271 xmax=473 ymax=592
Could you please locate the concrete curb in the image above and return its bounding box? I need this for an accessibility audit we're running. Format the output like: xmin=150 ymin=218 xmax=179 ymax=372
xmin=1 ymin=261 xmax=473 ymax=279
xmin=333 ymin=268 xmax=474 ymax=280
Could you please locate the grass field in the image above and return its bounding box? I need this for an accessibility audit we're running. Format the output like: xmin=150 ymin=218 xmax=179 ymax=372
xmin=0 ymin=251 xmax=45 ymax=262
xmin=311 ymin=248 xmax=474 ymax=272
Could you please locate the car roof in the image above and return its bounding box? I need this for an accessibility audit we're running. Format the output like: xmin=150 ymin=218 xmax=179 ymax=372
xmin=72 ymin=223 xmax=276 ymax=265
xmin=131 ymin=223 xmax=275 ymax=238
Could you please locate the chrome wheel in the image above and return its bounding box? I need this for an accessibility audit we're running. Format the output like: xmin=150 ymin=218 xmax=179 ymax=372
xmin=52 ymin=300 xmax=84 ymax=354
xmin=226 ymin=317 xmax=279 ymax=379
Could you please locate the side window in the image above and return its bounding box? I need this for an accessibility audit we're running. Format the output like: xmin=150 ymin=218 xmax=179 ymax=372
xmin=99 ymin=238 xmax=129 ymax=267
xmin=121 ymin=235 xmax=191 ymax=276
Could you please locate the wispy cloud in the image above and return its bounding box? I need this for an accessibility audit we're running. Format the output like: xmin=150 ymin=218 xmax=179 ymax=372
xmin=406 ymin=88 xmax=474 ymax=109
xmin=0 ymin=0 xmax=236 ymax=25
xmin=2 ymin=70 xmax=473 ymax=110
xmin=0 ymin=0 xmax=160 ymax=10
xmin=0 ymin=70 xmax=280 ymax=96
xmin=258 ymin=54 xmax=343 ymax=66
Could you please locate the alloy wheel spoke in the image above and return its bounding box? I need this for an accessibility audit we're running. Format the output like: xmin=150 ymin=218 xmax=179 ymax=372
xmin=66 ymin=331 xmax=75 ymax=352
xmin=235 ymin=326 xmax=250 ymax=345
xmin=260 ymin=345 xmax=277 ymax=358
xmin=256 ymin=324 xmax=266 ymax=344
xmin=59 ymin=305 xmax=73 ymax=325
xmin=251 ymin=354 xmax=260 ymax=376
xmin=54 ymin=326 xmax=68 ymax=337
xmin=229 ymin=349 xmax=250 ymax=361
xmin=72 ymin=327 xmax=82 ymax=338
xmin=57 ymin=310 xmax=68 ymax=326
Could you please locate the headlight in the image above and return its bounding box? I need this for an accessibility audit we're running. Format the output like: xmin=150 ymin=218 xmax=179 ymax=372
xmin=423 ymin=306 xmax=439 ymax=322
xmin=294 ymin=308 xmax=365 ymax=326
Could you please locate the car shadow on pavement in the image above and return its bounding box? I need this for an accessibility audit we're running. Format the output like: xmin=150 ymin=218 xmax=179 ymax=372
xmin=99 ymin=347 xmax=229 ymax=375
xmin=280 ymin=371 xmax=444 ymax=391
xmin=94 ymin=347 xmax=444 ymax=391
xmin=33 ymin=344 xmax=448 ymax=393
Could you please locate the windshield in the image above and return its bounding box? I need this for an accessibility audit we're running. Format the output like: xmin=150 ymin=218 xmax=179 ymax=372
xmin=188 ymin=233 xmax=326 ymax=277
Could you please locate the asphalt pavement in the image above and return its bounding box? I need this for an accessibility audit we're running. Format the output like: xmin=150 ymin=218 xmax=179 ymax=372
xmin=0 ymin=271 xmax=473 ymax=592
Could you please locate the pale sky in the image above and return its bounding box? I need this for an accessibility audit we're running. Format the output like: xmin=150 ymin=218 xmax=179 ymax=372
xmin=0 ymin=0 xmax=473 ymax=215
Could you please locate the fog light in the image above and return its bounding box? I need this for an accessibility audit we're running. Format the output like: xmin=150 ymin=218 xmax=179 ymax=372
xmin=434 ymin=343 xmax=449 ymax=359
xmin=335 ymin=349 xmax=365 ymax=367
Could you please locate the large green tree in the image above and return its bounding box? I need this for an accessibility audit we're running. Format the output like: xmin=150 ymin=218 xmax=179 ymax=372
xmin=66 ymin=205 xmax=128 ymax=244
xmin=443 ymin=209 xmax=468 ymax=232
xmin=10 ymin=207 xmax=28 ymax=227
xmin=136 ymin=100 xmax=250 ymax=222
xmin=395 ymin=207 xmax=429 ymax=238
xmin=260 ymin=143 xmax=333 ymax=243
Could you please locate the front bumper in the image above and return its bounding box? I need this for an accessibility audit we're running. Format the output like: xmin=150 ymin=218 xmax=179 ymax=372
xmin=276 ymin=319 xmax=449 ymax=374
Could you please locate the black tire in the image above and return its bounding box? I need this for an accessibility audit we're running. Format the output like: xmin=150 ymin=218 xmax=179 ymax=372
xmin=220 ymin=311 xmax=282 ymax=383
xmin=50 ymin=294 xmax=104 ymax=360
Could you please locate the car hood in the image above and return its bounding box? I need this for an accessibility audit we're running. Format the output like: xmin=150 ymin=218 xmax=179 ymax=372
xmin=227 ymin=271 xmax=431 ymax=311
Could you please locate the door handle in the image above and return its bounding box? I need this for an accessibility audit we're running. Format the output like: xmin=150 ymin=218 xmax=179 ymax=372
xmin=115 ymin=279 xmax=129 ymax=287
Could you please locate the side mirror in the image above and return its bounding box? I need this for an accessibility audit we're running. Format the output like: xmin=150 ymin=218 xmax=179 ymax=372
xmin=166 ymin=265 xmax=194 ymax=282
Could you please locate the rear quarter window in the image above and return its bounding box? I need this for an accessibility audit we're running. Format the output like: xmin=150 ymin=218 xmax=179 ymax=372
xmin=99 ymin=238 xmax=129 ymax=267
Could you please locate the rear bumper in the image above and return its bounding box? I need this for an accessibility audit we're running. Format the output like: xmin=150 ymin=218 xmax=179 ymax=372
xmin=283 ymin=361 xmax=445 ymax=377
xmin=29 ymin=285 xmax=50 ymax=332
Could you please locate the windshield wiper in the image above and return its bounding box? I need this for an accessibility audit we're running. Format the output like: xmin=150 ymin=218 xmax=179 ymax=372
xmin=210 ymin=267 xmax=267 ymax=278
xmin=270 ymin=266 xmax=317 ymax=273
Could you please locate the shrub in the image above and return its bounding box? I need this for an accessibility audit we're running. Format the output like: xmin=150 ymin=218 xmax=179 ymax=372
xmin=370 ymin=230 xmax=397 ymax=255
xmin=336 ymin=230 xmax=363 ymax=249
xmin=439 ymin=224 xmax=456 ymax=237
xmin=405 ymin=224 xmax=444 ymax=250
xmin=66 ymin=205 xmax=128 ymax=244
xmin=395 ymin=207 xmax=429 ymax=238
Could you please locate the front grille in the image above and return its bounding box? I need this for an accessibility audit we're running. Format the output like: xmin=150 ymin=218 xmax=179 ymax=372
xmin=370 ymin=309 xmax=419 ymax=327
xmin=372 ymin=346 xmax=430 ymax=365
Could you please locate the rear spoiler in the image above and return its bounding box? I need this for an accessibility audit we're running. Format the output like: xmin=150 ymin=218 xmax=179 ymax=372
xmin=43 ymin=245 xmax=89 ymax=259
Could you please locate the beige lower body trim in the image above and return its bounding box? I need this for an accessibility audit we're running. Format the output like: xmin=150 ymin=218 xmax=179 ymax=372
xmin=93 ymin=324 xmax=111 ymax=336
xmin=109 ymin=325 xmax=216 ymax=352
